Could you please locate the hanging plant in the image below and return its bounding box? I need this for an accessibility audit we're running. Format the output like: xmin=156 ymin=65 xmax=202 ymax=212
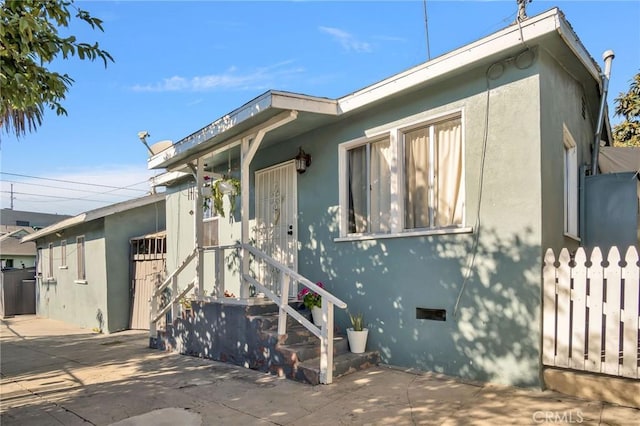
xmin=204 ymin=176 xmax=240 ymax=217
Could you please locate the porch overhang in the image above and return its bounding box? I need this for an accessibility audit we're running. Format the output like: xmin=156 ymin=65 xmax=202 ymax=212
xmin=147 ymin=91 xmax=338 ymax=171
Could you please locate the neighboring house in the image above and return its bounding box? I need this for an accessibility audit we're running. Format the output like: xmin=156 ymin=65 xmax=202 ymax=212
xmin=0 ymin=209 xmax=72 ymax=268
xmin=21 ymin=194 xmax=166 ymax=333
xmin=146 ymin=8 xmax=637 ymax=389
xmin=1 ymin=208 xmax=71 ymax=231
xmin=0 ymin=228 xmax=36 ymax=269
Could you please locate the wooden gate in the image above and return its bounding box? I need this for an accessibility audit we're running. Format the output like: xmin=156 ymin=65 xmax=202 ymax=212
xmin=130 ymin=232 xmax=166 ymax=330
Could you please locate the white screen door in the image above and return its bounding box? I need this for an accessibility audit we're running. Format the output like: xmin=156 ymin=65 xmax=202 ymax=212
xmin=255 ymin=160 xmax=298 ymax=298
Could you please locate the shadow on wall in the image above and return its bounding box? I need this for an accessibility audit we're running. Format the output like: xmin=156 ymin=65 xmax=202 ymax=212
xmin=300 ymin=209 xmax=541 ymax=387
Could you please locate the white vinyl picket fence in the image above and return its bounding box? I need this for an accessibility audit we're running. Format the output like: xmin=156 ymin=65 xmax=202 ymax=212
xmin=543 ymin=246 xmax=639 ymax=379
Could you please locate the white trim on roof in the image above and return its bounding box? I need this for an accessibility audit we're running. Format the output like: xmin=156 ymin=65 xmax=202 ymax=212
xmin=21 ymin=193 xmax=165 ymax=243
xmin=337 ymin=9 xmax=578 ymax=113
xmin=148 ymin=8 xmax=602 ymax=173
xmin=148 ymin=91 xmax=337 ymax=170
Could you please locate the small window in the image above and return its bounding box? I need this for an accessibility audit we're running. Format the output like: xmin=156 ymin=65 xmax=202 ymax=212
xmin=203 ymin=218 xmax=219 ymax=247
xmin=346 ymin=137 xmax=392 ymax=234
xmin=76 ymin=236 xmax=86 ymax=281
xmin=48 ymin=243 xmax=54 ymax=278
xmin=60 ymin=240 xmax=67 ymax=268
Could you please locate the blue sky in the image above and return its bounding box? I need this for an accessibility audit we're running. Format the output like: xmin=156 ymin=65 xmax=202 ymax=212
xmin=1 ymin=0 xmax=639 ymax=215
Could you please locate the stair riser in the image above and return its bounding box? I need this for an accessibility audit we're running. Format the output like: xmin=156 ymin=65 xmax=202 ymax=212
xmin=278 ymin=338 xmax=349 ymax=363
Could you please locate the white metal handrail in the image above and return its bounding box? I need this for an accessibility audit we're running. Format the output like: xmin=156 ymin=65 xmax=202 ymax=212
xmin=149 ymin=247 xmax=198 ymax=337
xmin=242 ymin=243 xmax=347 ymax=384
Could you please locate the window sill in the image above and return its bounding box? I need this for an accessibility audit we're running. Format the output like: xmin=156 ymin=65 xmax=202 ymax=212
xmin=58 ymin=266 xmax=68 ymax=270
xmin=74 ymin=280 xmax=88 ymax=285
xmin=335 ymin=226 xmax=473 ymax=242
xmin=563 ymin=232 xmax=581 ymax=242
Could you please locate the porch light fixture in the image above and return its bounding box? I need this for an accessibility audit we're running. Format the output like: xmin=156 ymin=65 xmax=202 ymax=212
xmin=294 ymin=147 xmax=312 ymax=174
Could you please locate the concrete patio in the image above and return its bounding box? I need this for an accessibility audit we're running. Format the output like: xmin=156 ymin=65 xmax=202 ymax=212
xmin=1 ymin=315 xmax=638 ymax=425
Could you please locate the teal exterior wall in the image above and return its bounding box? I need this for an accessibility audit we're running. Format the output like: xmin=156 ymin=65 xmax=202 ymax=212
xmin=247 ymin=59 xmax=545 ymax=386
xmin=104 ymin=201 xmax=166 ymax=332
xmin=35 ymin=198 xmax=165 ymax=333
xmin=538 ymin=49 xmax=599 ymax=253
xmin=37 ymin=220 xmax=108 ymax=332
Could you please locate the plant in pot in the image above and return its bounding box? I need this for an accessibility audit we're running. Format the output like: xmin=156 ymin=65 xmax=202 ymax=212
xmin=203 ymin=175 xmax=241 ymax=218
xmin=298 ymin=282 xmax=324 ymax=326
xmin=347 ymin=311 xmax=368 ymax=353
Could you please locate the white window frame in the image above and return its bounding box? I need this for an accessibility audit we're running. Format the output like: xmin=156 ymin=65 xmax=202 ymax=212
xmin=75 ymin=236 xmax=87 ymax=284
xmin=337 ymin=109 xmax=472 ymax=241
xmin=563 ymin=127 xmax=579 ymax=240
xmin=203 ymin=217 xmax=219 ymax=247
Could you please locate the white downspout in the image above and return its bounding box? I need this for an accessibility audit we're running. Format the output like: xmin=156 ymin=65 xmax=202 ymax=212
xmin=591 ymin=50 xmax=615 ymax=176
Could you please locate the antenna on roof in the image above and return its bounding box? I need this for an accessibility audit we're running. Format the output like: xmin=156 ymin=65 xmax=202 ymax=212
xmin=423 ymin=0 xmax=431 ymax=60
xmin=516 ymin=0 xmax=532 ymax=22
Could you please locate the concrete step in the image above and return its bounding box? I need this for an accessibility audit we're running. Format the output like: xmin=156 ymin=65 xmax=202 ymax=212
xmin=277 ymin=335 xmax=349 ymax=363
xmin=294 ymin=351 xmax=380 ymax=385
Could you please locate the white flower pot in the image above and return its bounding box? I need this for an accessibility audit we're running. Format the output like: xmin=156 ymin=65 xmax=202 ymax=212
xmin=311 ymin=306 xmax=323 ymax=326
xmin=347 ymin=328 xmax=369 ymax=353
xmin=217 ymin=180 xmax=236 ymax=195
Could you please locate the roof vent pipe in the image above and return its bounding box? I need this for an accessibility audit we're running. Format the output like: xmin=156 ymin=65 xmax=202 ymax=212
xmin=591 ymin=50 xmax=615 ymax=176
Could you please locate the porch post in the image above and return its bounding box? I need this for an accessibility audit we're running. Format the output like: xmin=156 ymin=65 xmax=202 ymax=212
xmin=240 ymin=137 xmax=251 ymax=298
xmin=194 ymin=157 xmax=205 ymax=299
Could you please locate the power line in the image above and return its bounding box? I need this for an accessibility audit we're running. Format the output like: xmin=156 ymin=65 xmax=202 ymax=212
xmin=0 ymin=172 xmax=148 ymax=192
xmin=1 ymin=178 xmax=143 ymax=196
xmin=0 ymin=190 xmax=122 ymax=203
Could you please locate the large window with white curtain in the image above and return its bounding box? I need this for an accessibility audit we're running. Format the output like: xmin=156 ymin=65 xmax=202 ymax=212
xmin=404 ymin=117 xmax=464 ymax=229
xmin=339 ymin=112 xmax=465 ymax=239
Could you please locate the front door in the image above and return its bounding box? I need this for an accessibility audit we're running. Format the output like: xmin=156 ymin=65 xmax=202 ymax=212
xmin=255 ymin=160 xmax=297 ymax=298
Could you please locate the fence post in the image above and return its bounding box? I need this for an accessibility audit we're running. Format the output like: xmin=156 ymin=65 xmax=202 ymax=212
xmin=542 ymin=248 xmax=557 ymax=367
xmin=621 ymin=246 xmax=640 ymax=379
xmin=603 ymin=247 xmax=622 ymax=376
xmin=586 ymin=247 xmax=604 ymax=373
xmin=570 ymin=248 xmax=587 ymax=370
xmin=555 ymin=248 xmax=571 ymax=367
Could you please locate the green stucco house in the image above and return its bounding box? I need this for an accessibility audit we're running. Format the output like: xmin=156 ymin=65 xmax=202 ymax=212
xmin=22 ymin=194 xmax=166 ymax=333
xmin=146 ymin=8 xmax=632 ymax=388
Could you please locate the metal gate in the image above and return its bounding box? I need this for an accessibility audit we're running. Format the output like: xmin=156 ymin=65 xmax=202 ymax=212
xmin=129 ymin=231 xmax=166 ymax=330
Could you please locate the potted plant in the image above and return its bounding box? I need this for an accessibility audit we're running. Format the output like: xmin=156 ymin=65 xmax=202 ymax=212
xmin=347 ymin=311 xmax=368 ymax=353
xmin=298 ymin=282 xmax=324 ymax=326
xmin=203 ymin=175 xmax=241 ymax=218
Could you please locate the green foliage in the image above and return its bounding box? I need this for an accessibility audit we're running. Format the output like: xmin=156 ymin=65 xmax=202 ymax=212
xmin=204 ymin=177 xmax=241 ymax=218
xmin=612 ymin=72 xmax=640 ymax=147
xmin=349 ymin=312 xmax=365 ymax=331
xmin=0 ymin=0 xmax=114 ymax=137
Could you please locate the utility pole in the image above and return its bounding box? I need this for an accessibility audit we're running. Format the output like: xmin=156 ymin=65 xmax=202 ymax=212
xmin=10 ymin=184 xmax=15 ymax=209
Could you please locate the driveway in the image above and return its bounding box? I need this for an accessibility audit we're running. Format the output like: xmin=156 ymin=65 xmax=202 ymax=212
xmin=1 ymin=316 xmax=637 ymax=425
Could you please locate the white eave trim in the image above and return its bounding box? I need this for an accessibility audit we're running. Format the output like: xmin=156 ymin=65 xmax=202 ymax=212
xmin=149 ymin=171 xmax=192 ymax=187
xmin=21 ymin=194 xmax=164 ymax=243
xmin=338 ymin=8 xmax=596 ymax=113
xmin=148 ymin=91 xmax=337 ymax=170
